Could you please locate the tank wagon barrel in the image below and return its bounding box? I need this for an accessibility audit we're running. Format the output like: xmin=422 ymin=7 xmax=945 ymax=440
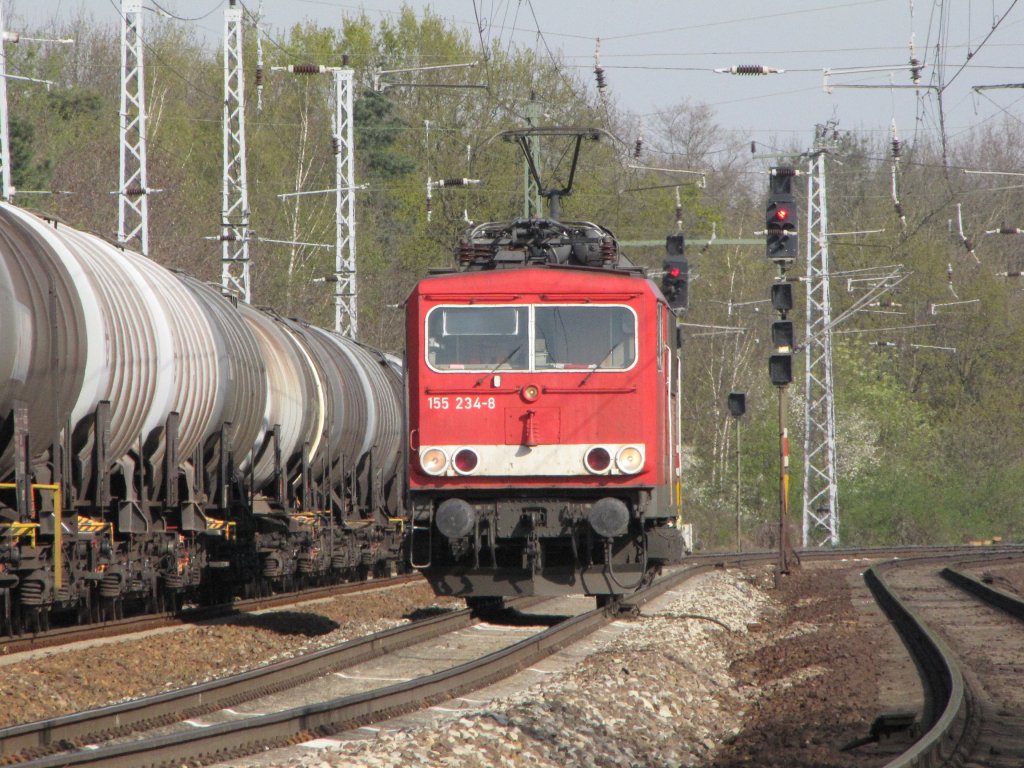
xmin=0 ymin=202 xmax=405 ymax=634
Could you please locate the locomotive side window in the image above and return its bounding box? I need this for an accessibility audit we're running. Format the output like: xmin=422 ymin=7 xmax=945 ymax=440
xmin=534 ymin=306 xmax=636 ymax=370
xmin=427 ymin=306 xmax=529 ymax=371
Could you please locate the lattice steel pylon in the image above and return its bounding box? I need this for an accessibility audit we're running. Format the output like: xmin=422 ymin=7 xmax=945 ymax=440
xmin=271 ymin=64 xmax=358 ymax=337
xmin=0 ymin=3 xmax=12 ymax=202
xmin=221 ymin=0 xmax=251 ymax=303
xmin=802 ymin=126 xmax=840 ymax=547
xmin=118 ymin=0 xmax=149 ymax=256
xmin=332 ymin=68 xmax=357 ymax=338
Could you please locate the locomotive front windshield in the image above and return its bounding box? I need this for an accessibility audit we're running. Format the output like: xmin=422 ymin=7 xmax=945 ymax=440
xmin=426 ymin=304 xmax=636 ymax=372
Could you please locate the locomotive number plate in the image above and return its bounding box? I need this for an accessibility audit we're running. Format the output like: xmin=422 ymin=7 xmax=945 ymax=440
xmin=426 ymin=396 xmax=497 ymax=410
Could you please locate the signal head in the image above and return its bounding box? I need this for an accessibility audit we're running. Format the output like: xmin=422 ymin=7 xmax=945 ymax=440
xmin=662 ymin=233 xmax=689 ymax=310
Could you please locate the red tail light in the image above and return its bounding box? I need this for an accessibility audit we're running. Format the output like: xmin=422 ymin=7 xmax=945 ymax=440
xmin=453 ymin=448 xmax=479 ymax=474
xmin=585 ymin=446 xmax=611 ymax=474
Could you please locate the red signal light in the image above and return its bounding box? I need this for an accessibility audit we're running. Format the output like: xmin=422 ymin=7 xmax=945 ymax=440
xmin=774 ymin=208 xmax=789 ymax=222
xmin=668 ymin=267 xmax=681 ymax=278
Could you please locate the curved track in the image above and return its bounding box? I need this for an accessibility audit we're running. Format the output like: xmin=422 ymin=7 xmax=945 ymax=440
xmin=867 ymin=552 xmax=1024 ymax=767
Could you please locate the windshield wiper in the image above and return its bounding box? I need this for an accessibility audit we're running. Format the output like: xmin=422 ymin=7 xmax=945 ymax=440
xmin=579 ymin=342 xmax=619 ymax=386
xmin=474 ymin=344 xmax=522 ymax=386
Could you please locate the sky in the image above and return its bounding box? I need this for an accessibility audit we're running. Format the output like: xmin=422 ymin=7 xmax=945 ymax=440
xmin=10 ymin=0 xmax=1024 ymax=150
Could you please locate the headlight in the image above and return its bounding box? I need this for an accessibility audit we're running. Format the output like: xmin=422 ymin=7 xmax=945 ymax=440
xmin=585 ymin=446 xmax=612 ymax=474
xmin=452 ymin=448 xmax=479 ymax=474
xmin=615 ymin=445 xmax=644 ymax=474
xmin=420 ymin=447 xmax=448 ymax=475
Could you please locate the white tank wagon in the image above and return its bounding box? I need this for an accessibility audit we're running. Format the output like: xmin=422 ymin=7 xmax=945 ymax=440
xmin=0 ymin=203 xmax=406 ymax=634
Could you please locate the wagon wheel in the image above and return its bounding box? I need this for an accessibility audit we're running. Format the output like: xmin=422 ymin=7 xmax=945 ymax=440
xmin=0 ymin=589 xmax=10 ymax=636
xmin=9 ymin=603 xmax=22 ymax=636
xmin=77 ymin=592 xmax=91 ymax=625
xmin=28 ymin=607 xmax=41 ymax=635
xmin=100 ymin=596 xmax=116 ymax=622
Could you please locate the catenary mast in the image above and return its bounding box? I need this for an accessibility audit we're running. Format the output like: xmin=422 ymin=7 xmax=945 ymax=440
xmin=802 ymin=125 xmax=840 ymax=547
xmin=221 ymin=0 xmax=252 ymax=302
xmin=117 ymin=0 xmax=150 ymax=256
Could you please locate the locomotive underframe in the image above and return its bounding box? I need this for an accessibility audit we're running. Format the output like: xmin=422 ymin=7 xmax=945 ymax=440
xmin=410 ymin=486 xmax=685 ymax=597
xmin=0 ymin=402 xmax=404 ymax=635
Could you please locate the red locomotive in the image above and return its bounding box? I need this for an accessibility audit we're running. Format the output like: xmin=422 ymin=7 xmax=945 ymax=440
xmin=406 ymin=214 xmax=688 ymax=604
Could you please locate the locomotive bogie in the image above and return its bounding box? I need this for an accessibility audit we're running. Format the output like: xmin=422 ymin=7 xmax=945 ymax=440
xmin=411 ymin=493 xmax=663 ymax=597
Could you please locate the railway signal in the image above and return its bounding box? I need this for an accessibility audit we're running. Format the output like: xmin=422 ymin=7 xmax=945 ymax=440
xmin=769 ymin=320 xmax=794 ymax=386
xmin=662 ymin=233 xmax=689 ymax=310
xmin=764 ymin=166 xmax=801 ymax=575
xmin=766 ymin=168 xmax=798 ymax=265
xmin=770 ymin=282 xmax=793 ymax=313
xmin=727 ymin=392 xmax=747 ymax=551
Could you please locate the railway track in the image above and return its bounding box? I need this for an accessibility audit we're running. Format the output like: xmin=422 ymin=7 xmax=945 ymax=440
xmin=0 ymin=573 xmax=421 ymax=656
xmin=1 ymin=561 xmax=726 ymax=767
xmin=866 ymin=552 xmax=1024 ymax=767
xmin=4 ymin=545 xmax=1022 ymax=767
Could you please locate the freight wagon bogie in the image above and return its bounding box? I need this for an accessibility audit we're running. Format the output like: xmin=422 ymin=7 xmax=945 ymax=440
xmin=0 ymin=404 xmax=403 ymax=633
xmin=0 ymin=203 xmax=406 ymax=636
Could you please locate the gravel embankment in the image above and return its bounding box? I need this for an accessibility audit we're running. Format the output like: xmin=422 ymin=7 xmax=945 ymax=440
xmin=275 ymin=568 xmax=777 ymax=768
xmin=270 ymin=564 xmax=895 ymax=768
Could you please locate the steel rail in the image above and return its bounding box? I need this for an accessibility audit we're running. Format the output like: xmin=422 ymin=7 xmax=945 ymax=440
xmin=940 ymin=566 xmax=1024 ymax=620
xmin=0 ymin=573 xmax=422 ymax=655
xmin=14 ymin=563 xmax=719 ymax=767
xmin=862 ymin=551 xmax=1024 ymax=768
xmin=865 ymin=563 xmax=974 ymax=767
xmin=0 ymin=580 xmax=463 ymax=762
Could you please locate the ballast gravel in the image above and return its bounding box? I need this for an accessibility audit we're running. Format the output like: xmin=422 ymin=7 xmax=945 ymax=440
xmin=0 ymin=581 xmax=459 ymax=728
xmin=275 ymin=569 xmax=780 ymax=768
xmin=2 ymin=564 xmax=903 ymax=767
